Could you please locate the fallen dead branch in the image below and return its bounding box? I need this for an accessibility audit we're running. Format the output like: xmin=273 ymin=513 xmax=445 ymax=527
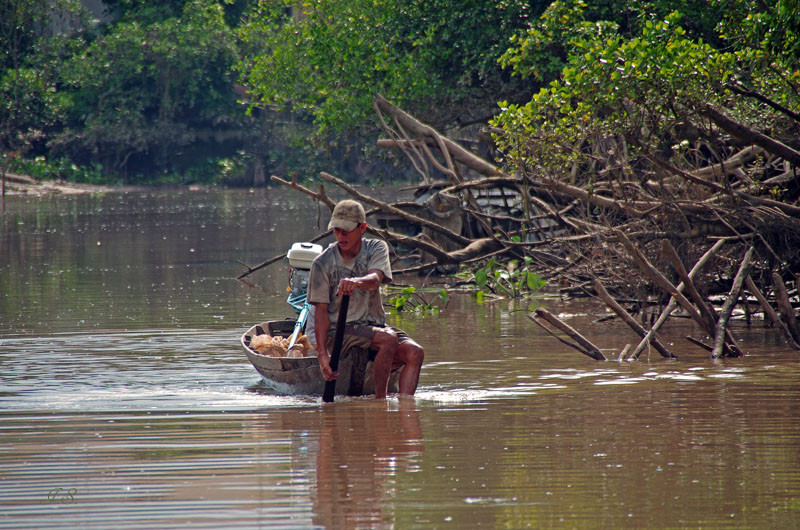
xmin=528 ymin=308 xmax=607 ymax=361
xmin=615 ymin=230 xmax=706 ymax=329
xmin=236 ymin=229 xmax=332 ymax=280
xmin=627 ymin=239 xmax=726 ymax=360
xmin=237 ymin=95 xmax=800 ymax=361
xmin=745 ymin=276 xmax=800 ymax=350
xmin=711 ymin=247 xmax=753 ymax=358
xmin=593 ymin=279 xmax=675 ymax=359
xmin=772 ymin=273 xmax=800 ymax=345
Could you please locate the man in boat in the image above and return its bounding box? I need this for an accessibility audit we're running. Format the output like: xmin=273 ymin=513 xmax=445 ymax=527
xmin=307 ymin=199 xmax=424 ymax=398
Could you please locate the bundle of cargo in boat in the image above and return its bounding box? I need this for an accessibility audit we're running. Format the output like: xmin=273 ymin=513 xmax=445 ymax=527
xmin=250 ymin=334 xmax=313 ymax=358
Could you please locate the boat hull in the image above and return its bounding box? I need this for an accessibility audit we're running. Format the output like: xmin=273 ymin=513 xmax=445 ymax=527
xmin=241 ymin=320 xmax=399 ymax=396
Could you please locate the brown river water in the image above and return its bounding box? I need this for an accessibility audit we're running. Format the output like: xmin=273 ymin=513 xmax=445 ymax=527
xmin=1 ymin=188 xmax=799 ymax=528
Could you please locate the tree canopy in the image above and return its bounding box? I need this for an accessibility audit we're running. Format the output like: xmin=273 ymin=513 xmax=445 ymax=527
xmin=492 ymin=0 xmax=800 ymax=204
xmin=2 ymin=0 xmax=248 ymax=184
xmin=56 ymin=0 xmax=241 ymax=179
xmin=1 ymin=0 xmax=798 ymax=188
xmin=237 ymin=0 xmax=539 ymax=136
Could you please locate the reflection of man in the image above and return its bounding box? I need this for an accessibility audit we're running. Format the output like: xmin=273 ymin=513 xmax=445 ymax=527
xmin=307 ymin=200 xmax=424 ymax=399
xmin=313 ymin=399 xmax=424 ymax=529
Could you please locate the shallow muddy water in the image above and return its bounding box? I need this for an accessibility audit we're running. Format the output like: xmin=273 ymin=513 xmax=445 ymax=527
xmin=1 ymin=188 xmax=799 ymax=528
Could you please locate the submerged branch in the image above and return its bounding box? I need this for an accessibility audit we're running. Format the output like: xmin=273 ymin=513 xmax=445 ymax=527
xmin=529 ymin=308 xmax=607 ymax=361
xmin=711 ymin=247 xmax=753 ymax=358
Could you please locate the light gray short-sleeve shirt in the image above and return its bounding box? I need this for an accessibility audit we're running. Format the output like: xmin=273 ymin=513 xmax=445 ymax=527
xmin=306 ymin=239 xmax=392 ymax=343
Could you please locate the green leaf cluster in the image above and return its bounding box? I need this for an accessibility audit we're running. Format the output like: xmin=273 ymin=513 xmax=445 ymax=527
xmin=714 ymin=0 xmax=800 ymax=105
xmin=3 ymin=153 xmax=108 ymax=184
xmin=458 ymin=256 xmax=546 ymax=303
xmin=387 ymin=286 xmax=449 ymax=314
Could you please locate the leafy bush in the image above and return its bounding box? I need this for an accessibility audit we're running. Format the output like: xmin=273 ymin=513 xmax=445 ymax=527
xmin=387 ymin=286 xmax=449 ymax=314
xmin=492 ymin=3 xmax=742 ymax=184
xmin=492 ymin=0 xmax=798 ymax=192
xmin=456 ymin=256 xmax=547 ymax=303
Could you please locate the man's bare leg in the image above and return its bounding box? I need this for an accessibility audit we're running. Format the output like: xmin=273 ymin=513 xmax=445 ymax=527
xmin=371 ymin=329 xmax=398 ymax=399
xmin=394 ymin=340 xmax=424 ymax=395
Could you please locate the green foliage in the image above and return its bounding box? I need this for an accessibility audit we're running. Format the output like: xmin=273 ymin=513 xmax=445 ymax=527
xmin=5 ymin=0 xmax=795 ymax=190
xmin=53 ymin=0 xmax=242 ymax=181
xmin=239 ymin=0 xmax=424 ymax=134
xmin=499 ymin=0 xmax=729 ymax=82
xmin=0 ymin=68 xmax=63 ymax=150
xmin=713 ymin=0 xmax=800 ymax=106
xmin=0 ymin=0 xmax=71 ymax=71
xmin=457 ymin=256 xmax=547 ymax=302
xmin=101 ymin=0 xmax=187 ymax=23
xmin=499 ymin=0 xmax=608 ymax=82
xmin=715 ymin=0 xmax=800 ymax=61
xmin=0 ymin=0 xmax=87 ymax=154
xmin=492 ymin=1 xmax=746 ymax=182
xmin=493 ymin=0 xmax=800 ymax=186
xmin=387 ymin=286 xmax=449 ymax=314
xmin=237 ymin=0 xmax=538 ymax=139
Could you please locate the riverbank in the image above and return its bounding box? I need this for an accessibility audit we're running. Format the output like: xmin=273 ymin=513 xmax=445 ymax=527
xmin=1 ymin=171 xmax=122 ymax=196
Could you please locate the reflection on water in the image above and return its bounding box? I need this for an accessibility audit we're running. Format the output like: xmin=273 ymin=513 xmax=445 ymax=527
xmin=0 ymin=401 xmax=424 ymax=530
xmin=0 ymin=188 xmax=320 ymax=336
xmin=312 ymin=399 xmax=423 ymax=529
xmin=2 ymin=189 xmax=800 ymax=528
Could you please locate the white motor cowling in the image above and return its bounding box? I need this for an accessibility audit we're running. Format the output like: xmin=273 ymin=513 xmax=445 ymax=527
xmin=286 ymin=242 xmax=323 ymax=302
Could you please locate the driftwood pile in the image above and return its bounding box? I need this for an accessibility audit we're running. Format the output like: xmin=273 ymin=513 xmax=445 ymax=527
xmin=239 ymin=95 xmax=800 ymax=360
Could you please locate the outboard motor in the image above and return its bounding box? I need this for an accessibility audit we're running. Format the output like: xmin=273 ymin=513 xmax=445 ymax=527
xmin=286 ymin=242 xmax=323 ymax=311
xmin=285 ymin=242 xmax=323 ymax=348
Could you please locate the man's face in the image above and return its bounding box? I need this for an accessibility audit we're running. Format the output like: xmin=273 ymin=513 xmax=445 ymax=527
xmin=333 ymin=223 xmax=365 ymax=254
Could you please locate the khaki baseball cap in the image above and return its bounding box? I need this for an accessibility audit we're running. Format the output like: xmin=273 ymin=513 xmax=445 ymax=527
xmin=328 ymin=200 xmax=366 ymax=231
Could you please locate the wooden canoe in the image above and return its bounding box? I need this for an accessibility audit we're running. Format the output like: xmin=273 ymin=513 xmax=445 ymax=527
xmin=241 ymin=319 xmax=399 ymax=396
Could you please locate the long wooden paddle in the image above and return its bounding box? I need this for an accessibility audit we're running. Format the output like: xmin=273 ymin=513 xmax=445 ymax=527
xmin=322 ymin=294 xmax=350 ymax=403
